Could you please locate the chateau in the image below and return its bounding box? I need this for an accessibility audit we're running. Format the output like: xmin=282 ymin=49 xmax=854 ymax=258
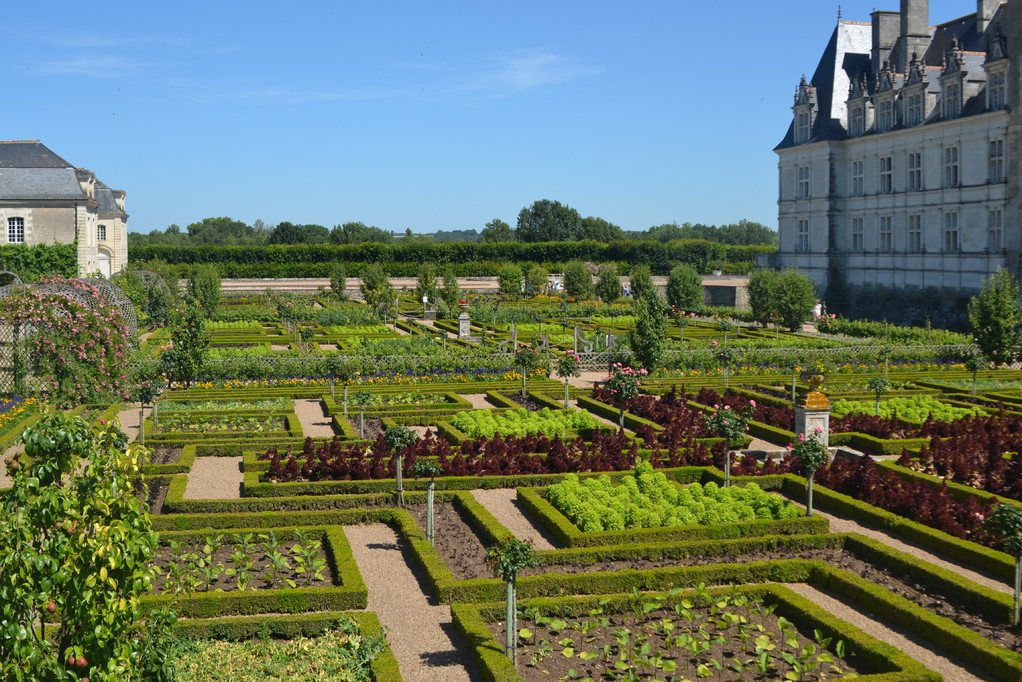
xmin=0 ymin=140 xmax=128 ymax=278
xmin=762 ymin=0 xmax=1021 ymax=324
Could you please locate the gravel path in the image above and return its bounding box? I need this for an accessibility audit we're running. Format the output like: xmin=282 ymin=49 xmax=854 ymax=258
xmin=292 ymin=399 xmax=336 ymax=439
xmin=461 ymin=394 xmax=495 ymax=410
xmin=812 ymin=508 xmax=1011 ymax=594
xmin=567 ymin=398 xmax=624 ymax=431
xmin=783 ymin=583 xmax=986 ymax=681
xmin=116 ymin=405 xmax=149 ymax=444
xmin=345 ymin=523 xmax=478 ymax=681
xmin=471 ymin=489 xmax=557 ymax=550
xmin=182 ymin=457 xmax=243 ymax=499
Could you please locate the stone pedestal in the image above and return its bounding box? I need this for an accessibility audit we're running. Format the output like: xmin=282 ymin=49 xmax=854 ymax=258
xmin=458 ymin=313 xmax=472 ymax=340
xmin=794 ymin=405 xmax=830 ymax=448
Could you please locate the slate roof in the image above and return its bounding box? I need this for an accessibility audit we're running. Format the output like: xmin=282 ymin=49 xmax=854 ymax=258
xmin=777 ymin=3 xmax=1009 ymax=150
xmin=95 ymin=181 xmax=127 ymax=218
xmin=0 ymin=167 xmax=86 ymax=201
xmin=0 ymin=141 xmax=73 ymax=169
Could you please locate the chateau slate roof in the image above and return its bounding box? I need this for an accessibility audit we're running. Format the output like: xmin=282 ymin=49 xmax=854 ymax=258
xmin=776 ymin=3 xmax=1008 ymax=150
xmin=0 ymin=140 xmax=73 ymax=169
xmin=0 ymin=167 xmax=86 ymax=201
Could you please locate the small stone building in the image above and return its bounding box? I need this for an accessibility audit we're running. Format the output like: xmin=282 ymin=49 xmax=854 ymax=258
xmin=0 ymin=140 xmax=128 ymax=277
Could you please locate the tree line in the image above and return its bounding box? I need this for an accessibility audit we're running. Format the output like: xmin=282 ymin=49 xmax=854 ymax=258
xmin=127 ymin=200 xmax=777 ymax=249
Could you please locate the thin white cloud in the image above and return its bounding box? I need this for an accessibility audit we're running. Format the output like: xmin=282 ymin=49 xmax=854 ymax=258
xmin=32 ymin=56 xmax=139 ymax=78
xmin=465 ymin=49 xmax=601 ymax=96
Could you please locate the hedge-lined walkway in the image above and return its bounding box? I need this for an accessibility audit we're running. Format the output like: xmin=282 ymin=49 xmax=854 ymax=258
xmin=472 ymin=488 xmax=556 ymax=550
xmin=183 ymin=457 xmax=243 ymax=499
xmin=813 ymin=508 xmax=1010 ymax=595
xmin=116 ymin=405 xmax=147 ymax=444
xmin=784 ymin=582 xmax=986 ymax=681
xmin=345 ymin=523 xmax=478 ymax=681
xmin=292 ymin=399 xmax=335 ymax=439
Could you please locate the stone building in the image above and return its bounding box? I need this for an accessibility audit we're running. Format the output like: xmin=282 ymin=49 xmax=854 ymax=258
xmin=761 ymin=0 xmax=1020 ymax=325
xmin=0 ymin=140 xmax=128 ymax=277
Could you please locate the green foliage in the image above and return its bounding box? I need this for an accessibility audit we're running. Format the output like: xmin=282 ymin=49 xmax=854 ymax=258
xmin=747 ymin=268 xmax=781 ymax=327
xmin=525 ymin=264 xmax=548 ymax=295
xmin=595 ymin=263 xmax=622 ymax=303
xmin=547 ymin=460 xmax=799 ymax=532
xmin=162 ymin=298 xmax=210 ymax=389
xmin=665 ymin=264 xmax=703 ymax=310
xmin=359 ymin=264 xmax=394 ymax=317
xmin=638 ymin=219 xmax=778 ymax=247
xmin=985 ymin=504 xmax=1022 ymax=556
xmin=604 ymin=364 xmax=645 ymax=402
xmin=0 ymin=242 xmax=77 ymax=280
xmin=410 ymin=459 xmax=444 ymax=479
xmin=329 ymin=265 xmax=348 ymax=301
xmin=629 ymin=264 xmax=653 ymax=300
xmin=439 ymin=267 xmax=461 ymax=312
xmin=486 ymin=538 xmax=540 ymax=580
xmin=110 ymin=270 xmax=175 ymax=329
xmin=497 ymin=263 xmax=523 ymax=297
xmin=451 ymin=407 xmax=599 ymax=438
xmin=384 ymin=425 xmax=417 ymax=454
xmin=563 ymin=260 xmax=594 ymax=299
xmin=969 ymin=268 xmax=1022 ymax=366
xmin=516 ymin=199 xmax=584 ymax=242
xmin=789 ymin=430 xmax=827 ymax=474
xmin=414 ymin=262 xmax=439 ymax=305
xmin=702 ymin=401 xmax=753 ymax=446
xmin=329 ymin=221 xmax=393 ymax=245
xmin=831 ymin=395 xmax=985 ymax=421
xmin=1 ymin=277 xmax=133 ymax=406
xmin=174 ymin=619 xmax=384 ymax=681
xmin=629 ymin=289 xmax=668 ymax=370
xmin=480 ymin=218 xmax=514 ymax=243
xmin=554 ymin=351 xmax=582 ymax=381
xmin=188 ymin=265 xmax=221 ymax=319
xmin=776 ymin=269 xmax=817 ymax=331
xmin=0 ymin=413 xmax=161 ymax=681
xmin=268 ymin=222 xmax=330 ymax=245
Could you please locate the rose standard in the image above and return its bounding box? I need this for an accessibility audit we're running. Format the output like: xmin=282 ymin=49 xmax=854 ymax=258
xmin=553 ymin=351 xmax=581 ymax=408
xmin=701 ymin=401 xmax=754 ymax=487
xmin=788 ymin=427 xmax=828 ymax=516
xmin=603 ymin=363 xmax=647 ymax=428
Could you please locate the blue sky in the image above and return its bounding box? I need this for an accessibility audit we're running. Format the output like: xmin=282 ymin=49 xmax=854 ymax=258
xmin=5 ymin=0 xmax=974 ymax=234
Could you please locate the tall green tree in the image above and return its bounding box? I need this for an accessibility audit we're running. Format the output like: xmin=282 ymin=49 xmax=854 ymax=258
xmin=629 ymin=289 xmax=668 ymax=370
xmin=562 ymin=260 xmax=594 ymax=299
xmin=969 ymin=269 xmax=1022 ymax=366
xmin=595 ymin=264 xmax=622 ymax=303
xmin=629 ymin=265 xmax=654 ymax=300
xmin=665 ymin=264 xmax=703 ymax=310
xmin=480 ymin=219 xmax=514 ymax=243
xmin=525 ymin=264 xmax=549 ymax=295
xmin=497 ymin=264 xmax=523 ymax=297
xmin=360 ymin=264 xmax=394 ymax=318
xmin=187 ymin=265 xmax=221 ymax=319
xmin=747 ymin=268 xmax=781 ymax=327
xmin=329 ymin=265 xmax=349 ymax=301
xmin=329 ymin=222 xmax=393 ymax=244
xmin=185 ymin=216 xmax=262 ymax=245
xmin=515 ymin=199 xmax=583 ymax=242
xmin=439 ymin=267 xmax=461 ymax=313
xmin=775 ymin=268 xmax=817 ymax=331
xmin=267 ymin=222 xmax=330 ymax=244
xmin=415 ymin=263 xmax=439 ymax=305
xmin=161 ymin=298 xmax=209 ymax=388
xmin=579 ymin=216 xmax=625 ymax=241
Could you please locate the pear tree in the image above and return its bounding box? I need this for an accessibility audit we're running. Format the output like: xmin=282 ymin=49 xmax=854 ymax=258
xmin=385 ymin=425 xmax=417 ymax=506
xmin=486 ymin=538 xmax=539 ymax=664
xmin=410 ymin=460 xmax=444 ymax=544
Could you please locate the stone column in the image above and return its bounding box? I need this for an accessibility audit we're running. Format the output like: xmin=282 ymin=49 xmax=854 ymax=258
xmin=458 ymin=312 xmax=471 ymax=340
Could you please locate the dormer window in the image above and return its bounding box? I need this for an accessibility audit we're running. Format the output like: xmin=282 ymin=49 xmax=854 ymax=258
xmin=849 ymin=105 xmax=865 ymax=137
xmin=877 ymin=99 xmax=894 ymax=133
xmin=796 ymin=111 xmax=811 ymax=144
xmin=989 ymin=70 xmax=1006 ymax=110
xmin=905 ymin=92 xmax=924 ymax=126
xmin=943 ymin=81 xmax=962 ymax=119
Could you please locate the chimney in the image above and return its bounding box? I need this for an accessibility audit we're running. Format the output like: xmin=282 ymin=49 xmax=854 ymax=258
xmin=872 ymin=11 xmax=901 ymax=74
xmin=901 ymin=0 xmax=930 ymax=37
xmin=977 ymin=0 xmax=999 ymax=33
xmin=900 ymin=0 xmax=931 ymax=73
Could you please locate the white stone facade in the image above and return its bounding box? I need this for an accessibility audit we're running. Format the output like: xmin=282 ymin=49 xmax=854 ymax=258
xmin=765 ymin=1 xmax=1020 ymax=308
